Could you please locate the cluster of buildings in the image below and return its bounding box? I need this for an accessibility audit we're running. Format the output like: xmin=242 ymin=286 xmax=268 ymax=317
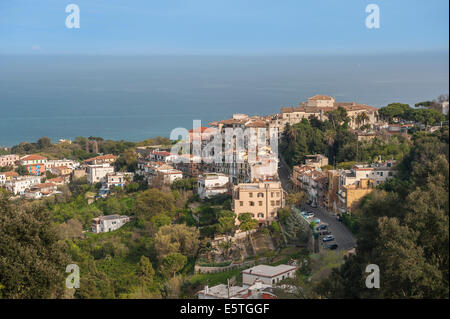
xmin=197 ymin=264 xmax=296 ymax=299
xmin=292 ymin=155 xmax=397 ymax=214
xmin=136 ymin=144 xmax=284 ymax=226
xmin=0 ymin=154 xmax=80 ymax=197
xmin=0 ymin=152 xmax=134 ymax=198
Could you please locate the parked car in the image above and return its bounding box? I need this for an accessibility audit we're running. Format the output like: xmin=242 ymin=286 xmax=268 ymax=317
xmin=305 ymin=212 xmax=314 ymax=218
xmin=320 ymin=230 xmax=331 ymax=236
xmin=322 ymin=235 xmax=335 ymax=242
xmin=316 ymin=224 xmax=328 ymax=231
xmin=313 ymin=218 xmax=321 ymax=224
xmin=326 ymin=244 xmax=338 ymax=250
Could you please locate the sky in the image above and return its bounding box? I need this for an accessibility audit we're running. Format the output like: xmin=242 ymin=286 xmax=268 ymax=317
xmin=0 ymin=0 xmax=448 ymax=55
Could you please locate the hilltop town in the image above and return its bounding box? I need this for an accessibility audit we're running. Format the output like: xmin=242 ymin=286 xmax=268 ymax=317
xmin=0 ymin=94 xmax=448 ymax=299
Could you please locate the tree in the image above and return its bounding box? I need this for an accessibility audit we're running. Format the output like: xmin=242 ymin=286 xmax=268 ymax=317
xmin=154 ymin=224 xmax=200 ymax=260
xmin=216 ymin=210 xmax=237 ymax=235
xmin=16 ymin=165 xmax=29 ymax=176
xmin=325 ymin=107 xmax=349 ymax=129
xmin=136 ymin=256 xmax=155 ymax=294
xmin=286 ymin=191 xmax=306 ymax=207
xmin=238 ymin=213 xmax=258 ymax=236
xmin=318 ymin=128 xmax=449 ymax=298
xmin=135 ymin=188 xmax=176 ymax=220
xmin=0 ymin=189 xmax=69 ymax=298
xmin=37 ymin=136 xmax=52 ymax=149
xmin=160 ymin=252 xmax=187 ymax=278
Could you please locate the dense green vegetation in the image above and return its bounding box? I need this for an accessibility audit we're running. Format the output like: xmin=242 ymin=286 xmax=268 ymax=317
xmin=8 ymin=135 xmax=172 ymax=162
xmin=280 ymin=113 xmax=412 ymax=167
xmin=378 ymin=102 xmax=445 ymax=125
xmin=316 ymin=127 xmax=449 ymax=298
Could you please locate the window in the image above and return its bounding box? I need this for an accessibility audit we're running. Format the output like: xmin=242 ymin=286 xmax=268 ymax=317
xmin=257 ymin=192 xmax=264 ymax=198
xmin=239 ymin=201 xmax=243 ymax=206
xmin=257 ymin=213 xmax=264 ymax=218
xmin=276 ymin=200 xmax=280 ymax=205
xmin=259 ymin=201 xmax=263 ymax=206
xmin=271 ymin=201 xmax=275 ymax=206
xmin=249 ymin=192 xmax=253 ymax=198
xmin=250 ymin=201 xmax=255 ymax=206
xmin=276 ymin=192 xmax=280 ymax=197
xmin=271 ymin=192 xmax=274 ymax=198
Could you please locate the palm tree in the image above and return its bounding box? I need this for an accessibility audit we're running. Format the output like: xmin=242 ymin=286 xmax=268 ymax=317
xmin=359 ymin=112 xmax=369 ymax=125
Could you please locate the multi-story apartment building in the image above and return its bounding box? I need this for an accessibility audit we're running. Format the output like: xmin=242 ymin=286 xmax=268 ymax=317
xmin=334 ymin=161 xmax=397 ymax=214
xmin=5 ymin=176 xmax=42 ymax=195
xmin=336 ymin=178 xmax=376 ymax=214
xmin=20 ymin=154 xmax=47 ymax=175
xmin=197 ymin=173 xmax=230 ymax=199
xmin=232 ymin=181 xmax=285 ymax=225
xmin=86 ymin=164 xmax=115 ymax=184
xmin=0 ymin=154 xmax=19 ymax=167
xmin=46 ymin=159 xmax=79 ymax=169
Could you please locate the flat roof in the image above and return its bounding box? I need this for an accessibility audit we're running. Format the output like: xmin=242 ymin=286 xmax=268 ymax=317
xmin=242 ymin=264 xmax=296 ymax=278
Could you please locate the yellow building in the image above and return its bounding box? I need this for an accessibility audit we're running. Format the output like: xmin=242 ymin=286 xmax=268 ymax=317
xmin=232 ymin=181 xmax=285 ymax=225
xmin=337 ymin=178 xmax=375 ymax=213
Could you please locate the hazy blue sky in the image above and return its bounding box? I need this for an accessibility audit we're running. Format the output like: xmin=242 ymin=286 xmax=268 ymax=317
xmin=0 ymin=0 xmax=448 ymax=55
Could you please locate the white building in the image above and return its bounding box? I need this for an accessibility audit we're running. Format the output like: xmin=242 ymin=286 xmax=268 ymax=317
xmin=197 ymin=281 xmax=276 ymax=299
xmin=91 ymin=215 xmax=130 ymax=233
xmin=197 ymin=173 xmax=230 ymax=199
xmin=339 ymin=161 xmax=396 ymax=188
xmin=46 ymin=159 xmax=80 ymax=169
xmin=106 ymin=172 xmax=134 ymax=188
xmin=86 ymin=164 xmax=115 ymax=184
xmin=154 ymin=166 xmax=183 ymax=185
xmin=0 ymin=171 xmax=18 ymax=185
xmin=242 ymin=264 xmax=297 ymax=286
xmin=4 ymin=176 xmax=42 ymax=195
xmin=19 ymin=154 xmax=47 ymax=166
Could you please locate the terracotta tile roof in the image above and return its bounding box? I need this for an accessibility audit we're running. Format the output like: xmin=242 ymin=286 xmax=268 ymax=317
xmin=32 ymin=183 xmax=56 ymax=189
xmin=21 ymin=154 xmax=47 ymax=161
xmin=0 ymin=171 xmax=18 ymax=177
xmin=153 ymin=151 xmax=172 ymax=157
xmin=308 ymin=95 xmax=334 ymax=100
xmin=84 ymin=154 xmax=117 ymax=163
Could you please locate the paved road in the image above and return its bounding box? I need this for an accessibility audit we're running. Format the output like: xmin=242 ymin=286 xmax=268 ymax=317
xmin=278 ymin=156 xmax=292 ymax=192
xmin=277 ymin=156 xmax=356 ymax=251
xmin=302 ymin=204 xmax=356 ymax=251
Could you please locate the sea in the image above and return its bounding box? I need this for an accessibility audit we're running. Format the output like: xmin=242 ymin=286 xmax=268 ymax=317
xmin=0 ymin=52 xmax=448 ymax=147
